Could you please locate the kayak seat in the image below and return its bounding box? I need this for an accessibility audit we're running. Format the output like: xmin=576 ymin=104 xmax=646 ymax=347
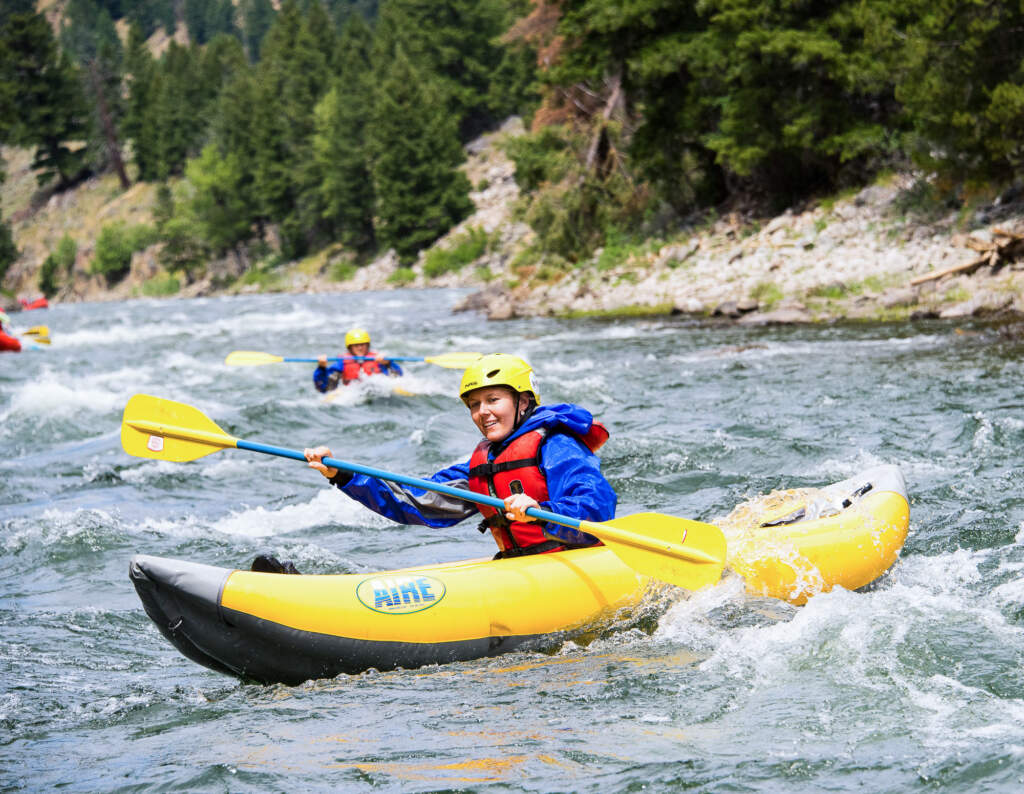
xmin=251 ymin=554 xmax=301 ymax=575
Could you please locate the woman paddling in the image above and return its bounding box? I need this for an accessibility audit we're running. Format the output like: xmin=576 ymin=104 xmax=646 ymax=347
xmin=313 ymin=328 xmax=403 ymax=393
xmin=305 ymin=353 xmax=617 ymax=558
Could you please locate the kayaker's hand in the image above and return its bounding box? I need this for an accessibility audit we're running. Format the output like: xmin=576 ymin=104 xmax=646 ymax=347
xmin=317 ymin=355 xmax=328 ymax=367
xmin=504 ymin=493 xmax=540 ymax=522
xmin=304 ymin=446 xmax=338 ymax=479
xmin=376 ymin=355 xmax=390 ymax=364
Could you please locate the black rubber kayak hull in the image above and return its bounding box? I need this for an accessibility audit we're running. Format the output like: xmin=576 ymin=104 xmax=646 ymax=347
xmin=129 ymin=554 xmax=545 ymax=685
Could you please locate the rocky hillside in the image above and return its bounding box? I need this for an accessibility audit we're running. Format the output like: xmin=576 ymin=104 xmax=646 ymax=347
xmin=4 ymin=117 xmax=1024 ymax=324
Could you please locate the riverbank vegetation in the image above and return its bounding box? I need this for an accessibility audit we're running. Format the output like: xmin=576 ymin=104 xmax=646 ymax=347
xmin=2 ymin=0 xmax=1024 ymax=300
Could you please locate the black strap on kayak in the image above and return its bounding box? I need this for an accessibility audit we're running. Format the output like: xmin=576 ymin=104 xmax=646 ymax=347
xmin=842 ymin=482 xmax=873 ymax=508
xmin=760 ymin=481 xmax=875 ymax=527
xmin=761 ymin=507 xmax=807 ymax=528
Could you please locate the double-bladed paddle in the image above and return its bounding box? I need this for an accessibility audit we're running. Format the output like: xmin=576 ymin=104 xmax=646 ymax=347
xmin=225 ymin=350 xmax=482 ymax=369
xmin=120 ymin=394 xmax=726 ymax=591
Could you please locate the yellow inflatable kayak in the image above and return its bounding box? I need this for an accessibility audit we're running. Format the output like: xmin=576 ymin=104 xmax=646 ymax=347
xmin=129 ymin=465 xmax=908 ymax=684
xmin=321 ymin=379 xmax=417 ymax=403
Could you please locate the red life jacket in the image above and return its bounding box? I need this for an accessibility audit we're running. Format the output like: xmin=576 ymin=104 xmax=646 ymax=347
xmin=0 ymin=330 xmax=21 ymax=352
xmin=467 ymin=420 xmax=609 ymax=555
xmin=341 ymin=350 xmax=383 ymax=384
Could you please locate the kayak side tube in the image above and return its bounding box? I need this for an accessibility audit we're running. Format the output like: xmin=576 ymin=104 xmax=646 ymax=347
xmin=129 ymin=550 xmax=644 ymax=685
xmin=727 ymin=464 xmax=910 ymax=605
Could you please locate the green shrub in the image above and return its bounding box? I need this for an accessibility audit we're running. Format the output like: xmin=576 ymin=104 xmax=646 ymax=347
xmin=91 ymin=223 xmax=135 ymax=282
xmin=330 ymin=261 xmax=357 ymax=281
xmin=751 ymin=281 xmax=784 ymax=308
xmin=237 ymin=266 xmax=284 ymax=291
xmin=944 ymin=286 xmax=969 ymax=303
xmin=0 ymin=220 xmax=18 ymax=283
xmin=126 ymin=224 xmax=158 ymax=251
xmin=91 ymin=223 xmax=156 ymax=284
xmin=158 ymin=216 xmax=208 ymax=279
xmin=39 ymin=234 xmax=78 ymax=297
xmin=809 ymin=283 xmax=847 ymax=299
xmin=422 ymin=227 xmax=489 ymax=278
xmin=387 ymin=266 xmax=416 ymax=286
xmin=54 ymin=234 xmax=76 ymax=272
xmin=595 ymin=227 xmax=637 ymax=271
xmin=38 ymin=254 xmax=59 ymax=297
xmin=504 ymin=127 xmax=574 ymax=193
xmin=141 ymin=272 xmax=181 ymax=296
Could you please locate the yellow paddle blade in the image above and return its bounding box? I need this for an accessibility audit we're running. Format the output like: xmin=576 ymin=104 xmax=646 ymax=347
xmin=579 ymin=513 xmax=726 ymax=591
xmin=224 ymin=350 xmax=286 ymax=366
xmin=28 ymin=335 xmax=50 ymax=345
xmin=24 ymin=325 xmax=50 ymax=337
xmin=422 ymin=352 xmax=482 ymax=369
xmin=121 ymin=394 xmax=238 ymax=462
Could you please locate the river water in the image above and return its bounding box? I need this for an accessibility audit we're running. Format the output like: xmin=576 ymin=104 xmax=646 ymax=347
xmin=2 ymin=289 xmax=1024 ymax=791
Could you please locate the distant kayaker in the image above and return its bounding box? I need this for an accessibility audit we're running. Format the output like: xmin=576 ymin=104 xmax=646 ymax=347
xmin=0 ymin=312 xmax=21 ymax=353
xmin=313 ymin=327 xmax=403 ymax=393
xmin=305 ymin=353 xmax=616 ymax=558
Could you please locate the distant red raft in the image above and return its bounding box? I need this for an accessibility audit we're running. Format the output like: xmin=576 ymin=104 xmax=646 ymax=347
xmin=19 ymin=296 xmax=48 ymax=310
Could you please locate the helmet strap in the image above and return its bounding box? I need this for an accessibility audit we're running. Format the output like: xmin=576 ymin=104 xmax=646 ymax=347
xmin=511 ymin=392 xmax=536 ymax=432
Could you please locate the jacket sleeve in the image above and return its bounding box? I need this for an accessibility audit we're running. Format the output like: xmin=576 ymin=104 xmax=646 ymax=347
xmin=382 ymin=361 xmax=403 ymax=377
xmin=313 ymin=364 xmax=330 ymax=393
xmin=331 ymin=459 xmax=480 ymax=527
xmin=537 ymin=434 xmax=617 ymax=545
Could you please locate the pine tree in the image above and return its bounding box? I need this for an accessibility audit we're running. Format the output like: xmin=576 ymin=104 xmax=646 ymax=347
xmin=147 ymin=42 xmax=212 ymax=178
xmin=312 ymin=14 xmax=376 ymax=251
xmin=0 ymin=217 xmax=18 ymax=285
xmin=184 ymin=0 xmax=239 ymax=45
xmin=305 ymin=1 xmax=338 ymax=73
xmin=120 ymin=0 xmax=175 ymax=38
xmin=199 ymin=61 xmax=264 ymax=251
xmin=185 ymin=145 xmax=254 ymax=255
xmin=375 ymin=0 xmax=515 ymax=142
xmin=368 ymin=46 xmax=473 ymax=262
xmin=0 ymin=10 xmax=90 ymax=188
xmin=61 ymin=0 xmax=130 ymax=189
xmin=198 ymin=33 xmax=248 ymax=103
xmin=122 ymin=22 xmax=157 ymax=179
xmin=240 ymin=0 xmax=276 ymax=62
xmin=880 ymin=0 xmax=1024 ymax=183
xmin=0 ymin=153 xmax=17 ymax=284
xmin=250 ymin=0 xmax=331 ymax=257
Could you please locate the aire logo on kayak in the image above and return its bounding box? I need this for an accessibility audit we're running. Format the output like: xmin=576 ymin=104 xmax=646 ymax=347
xmin=356 ymin=575 xmax=446 ymax=614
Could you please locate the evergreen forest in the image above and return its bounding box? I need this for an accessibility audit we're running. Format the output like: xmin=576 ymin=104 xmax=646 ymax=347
xmin=2 ymin=0 xmax=1024 ymax=293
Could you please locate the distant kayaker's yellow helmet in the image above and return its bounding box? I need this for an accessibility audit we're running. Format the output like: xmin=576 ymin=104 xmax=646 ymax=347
xmin=345 ymin=328 xmax=371 ymax=347
xmin=460 ymin=353 xmax=540 ymax=405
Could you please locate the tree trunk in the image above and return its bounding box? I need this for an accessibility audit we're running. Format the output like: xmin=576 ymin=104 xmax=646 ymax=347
xmin=89 ymin=61 xmax=130 ymax=190
xmin=583 ymin=70 xmax=624 ymax=175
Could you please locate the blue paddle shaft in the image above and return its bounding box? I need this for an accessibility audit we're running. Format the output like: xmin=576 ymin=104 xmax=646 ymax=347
xmin=284 ymin=356 xmax=425 ymax=363
xmin=235 ymin=439 xmax=581 ymax=530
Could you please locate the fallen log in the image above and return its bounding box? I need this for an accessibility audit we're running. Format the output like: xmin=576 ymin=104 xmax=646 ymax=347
xmin=910 ymin=228 xmax=1024 ymax=285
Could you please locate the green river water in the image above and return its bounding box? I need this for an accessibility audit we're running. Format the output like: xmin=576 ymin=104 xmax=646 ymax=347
xmin=2 ymin=289 xmax=1024 ymax=791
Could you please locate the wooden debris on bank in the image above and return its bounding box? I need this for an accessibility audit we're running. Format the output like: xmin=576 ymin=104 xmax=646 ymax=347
xmin=911 ymin=227 xmax=1024 ymax=285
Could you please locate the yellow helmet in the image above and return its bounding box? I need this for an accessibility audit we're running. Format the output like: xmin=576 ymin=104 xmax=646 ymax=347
xmin=345 ymin=328 xmax=371 ymax=347
xmin=459 ymin=353 xmax=540 ymax=405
